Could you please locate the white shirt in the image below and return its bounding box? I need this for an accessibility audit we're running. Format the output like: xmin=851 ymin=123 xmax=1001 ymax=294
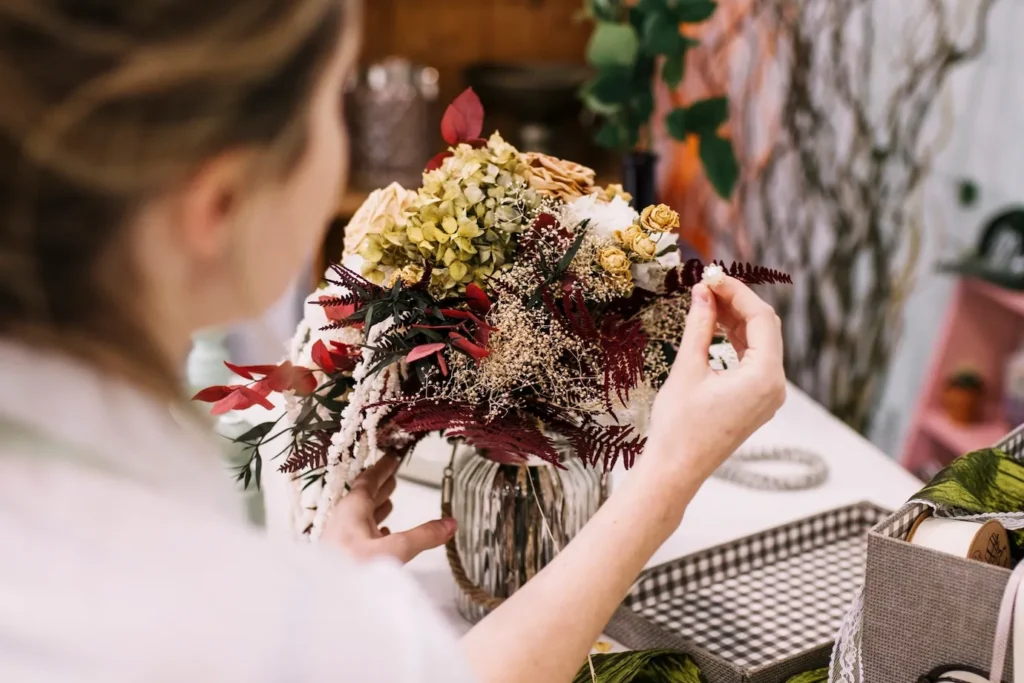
xmin=0 ymin=341 xmax=476 ymax=683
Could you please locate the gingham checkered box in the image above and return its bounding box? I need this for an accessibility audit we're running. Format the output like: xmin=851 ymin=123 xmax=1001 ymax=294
xmin=861 ymin=424 xmax=1024 ymax=683
xmin=606 ymin=501 xmax=888 ymax=683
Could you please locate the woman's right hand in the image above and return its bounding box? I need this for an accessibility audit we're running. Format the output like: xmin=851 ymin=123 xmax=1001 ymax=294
xmin=646 ymin=278 xmax=787 ymax=486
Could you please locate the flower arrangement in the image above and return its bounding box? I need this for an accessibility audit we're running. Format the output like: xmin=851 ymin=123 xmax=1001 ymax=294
xmin=195 ymin=89 xmax=789 ymax=537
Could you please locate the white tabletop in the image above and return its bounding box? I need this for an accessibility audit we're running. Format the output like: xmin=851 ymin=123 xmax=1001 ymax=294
xmin=384 ymin=384 xmax=923 ymax=637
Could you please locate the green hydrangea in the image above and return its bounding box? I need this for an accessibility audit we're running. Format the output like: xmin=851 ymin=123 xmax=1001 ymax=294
xmin=359 ymin=132 xmax=541 ymax=292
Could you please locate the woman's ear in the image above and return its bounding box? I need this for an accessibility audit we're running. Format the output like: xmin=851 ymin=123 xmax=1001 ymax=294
xmin=177 ymin=151 xmax=254 ymax=261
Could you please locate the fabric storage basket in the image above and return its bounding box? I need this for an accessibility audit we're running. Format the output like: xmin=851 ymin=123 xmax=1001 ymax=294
xmin=607 ymin=502 xmax=889 ymax=683
xmin=860 ymin=425 xmax=1024 ymax=682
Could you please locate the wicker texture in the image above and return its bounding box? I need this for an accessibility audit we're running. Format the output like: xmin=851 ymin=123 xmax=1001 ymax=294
xmin=606 ymin=502 xmax=886 ymax=682
xmin=860 ymin=423 xmax=1024 ymax=683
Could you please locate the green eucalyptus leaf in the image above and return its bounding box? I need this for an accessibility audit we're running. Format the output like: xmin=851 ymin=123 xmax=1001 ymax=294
xmin=699 ymin=132 xmax=738 ymax=198
xmin=661 ymin=52 xmax=685 ymax=88
xmin=675 ymin=0 xmax=717 ymax=23
xmin=666 ymin=107 xmax=688 ymax=140
xmin=237 ymin=422 xmax=275 ymax=445
xmin=588 ymin=68 xmax=634 ymax=104
xmin=587 ymin=22 xmax=640 ymax=68
xmin=685 ymin=96 xmax=729 ymax=133
xmin=643 ymin=13 xmax=685 ymax=56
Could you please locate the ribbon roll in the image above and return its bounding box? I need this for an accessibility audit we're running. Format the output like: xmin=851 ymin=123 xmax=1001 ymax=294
xmin=907 ymin=514 xmax=1011 ymax=568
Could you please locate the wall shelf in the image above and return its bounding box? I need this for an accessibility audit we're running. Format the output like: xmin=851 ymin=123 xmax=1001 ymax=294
xmin=902 ymin=278 xmax=1024 ymax=476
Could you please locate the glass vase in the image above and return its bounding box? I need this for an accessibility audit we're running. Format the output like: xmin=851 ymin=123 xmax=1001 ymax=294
xmin=449 ymin=442 xmax=607 ymax=623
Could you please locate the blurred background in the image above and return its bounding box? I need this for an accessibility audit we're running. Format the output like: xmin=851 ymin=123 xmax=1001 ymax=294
xmin=207 ymin=0 xmax=1024 ymax=479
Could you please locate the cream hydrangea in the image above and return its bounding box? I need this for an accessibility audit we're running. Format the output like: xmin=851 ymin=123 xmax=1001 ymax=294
xmin=357 ymin=132 xmax=540 ymax=292
xmin=344 ymin=183 xmax=417 ymax=259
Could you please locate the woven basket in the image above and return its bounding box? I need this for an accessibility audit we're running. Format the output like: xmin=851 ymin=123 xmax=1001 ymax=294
xmin=862 ymin=424 xmax=1024 ymax=682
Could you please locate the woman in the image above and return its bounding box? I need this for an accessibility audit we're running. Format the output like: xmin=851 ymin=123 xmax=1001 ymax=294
xmin=0 ymin=1 xmax=786 ymax=681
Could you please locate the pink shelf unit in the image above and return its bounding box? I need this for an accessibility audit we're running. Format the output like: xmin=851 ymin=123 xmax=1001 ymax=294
xmin=902 ymin=278 xmax=1024 ymax=477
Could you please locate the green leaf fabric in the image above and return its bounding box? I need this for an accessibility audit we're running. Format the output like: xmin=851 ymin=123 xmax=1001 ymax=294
xmin=912 ymin=447 xmax=1024 ymax=557
xmin=573 ymin=650 xmax=705 ymax=683
xmin=588 ymin=22 xmax=640 ymax=68
xmin=915 ymin=448 xmax=1024 ymax=512
xmin=785 ymin=668 xmax=829 ymax=683
xmin=675 ymin=1 xmax=718 ymax=23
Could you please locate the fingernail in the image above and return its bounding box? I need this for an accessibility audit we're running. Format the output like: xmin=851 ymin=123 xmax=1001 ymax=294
xmin=442 ymin=517 xmax=458 ymax=535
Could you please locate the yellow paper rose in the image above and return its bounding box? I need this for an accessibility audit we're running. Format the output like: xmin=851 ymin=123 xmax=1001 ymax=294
xmin=639 ymin=204 xmax=680 ymax=234
xmin=345 ymin=183 xmax=418 ymax=257
xmin=631 ymin=234 xmax=658 ymax=261
xmin=598 ymin=247 xmax=631 ymax=275
xmin=614 ymin=224 xmax=644 ymax=248
xmin=592 ymin=183 xmax=634 ymax=204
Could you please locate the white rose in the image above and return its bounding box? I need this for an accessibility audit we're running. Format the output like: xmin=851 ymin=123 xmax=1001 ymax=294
xmin=343 ymin=182 xmax=418 ymax=257
xmin=563 ymin=194 xmax=639 ymax=242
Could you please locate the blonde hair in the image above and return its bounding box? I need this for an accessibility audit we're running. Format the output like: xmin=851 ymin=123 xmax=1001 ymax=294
xmin=0 ymin=0 xmax=349 ymax=397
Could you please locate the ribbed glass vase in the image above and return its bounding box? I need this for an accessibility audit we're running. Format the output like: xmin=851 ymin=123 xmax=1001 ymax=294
xmin=450 ymin=442 xmax=607 ymax=623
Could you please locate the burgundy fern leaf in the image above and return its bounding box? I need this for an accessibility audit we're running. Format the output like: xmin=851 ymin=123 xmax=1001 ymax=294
xmin=664 ymin=259 xmax=707 ymax=294
xmin=325 ymin=262 xmax=384 ymax=298
xmin=564 ymin=422 xmax=646 ymax=472
xmin=561 ymin=285 xmax=600 ymax=342
xmin=600 ymin=316 xmax=647 ymax=405
xmin=315 ymin=294 xmax=361 ymax=308
xmin=716 ymin=260 xmax=793 ymax=285
xmin=279 ymin=430 xmax=333 ymax=474
xmin=666 ymin=259 xmax=792 ymax=293
xmin=408 ymin=262 xmax=434 ymax=291
xmin=388 ymin=400 xmax=562 ymax=467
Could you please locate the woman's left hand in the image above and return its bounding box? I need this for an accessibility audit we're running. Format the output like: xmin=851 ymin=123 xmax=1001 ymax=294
xmin=321 ymin=453 xmax=457 ymax=564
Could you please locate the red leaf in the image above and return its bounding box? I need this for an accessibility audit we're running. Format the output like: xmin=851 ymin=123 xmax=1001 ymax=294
xmin=425 ymin=151 xmax=453 ymax=172
xmin=311 ymin=340 xmax=335 ymax=374
xmin=291 ymin=368 xmax=318 ymax=396
xmin=440 ymin=88 xmax=485 ymax=145
xmin=439 ymin=308 xmax=490 ymax=329
xmin=449 ymin=332 xmax=490 ymax=360
xmin=224 ymin=361 xmax=278 ymax=380
xmin=436 ymin=350 xmax=449 ymax=377
xmin=319 ymin=295 xmax=357 ymax=322
xmin=251 ymin=378 xmax=273 ymax=397
xmin=266 ymin=362 xmax=295 ymax=392
xmin=406 ymin=342 xmax=447 ymax=363
xmin=192 ymin=386 xmax=235 ymax=403
xmin=211 ymin=386 xmax=274 ymax=416
xmin=465 ymin=282 xmax=492 ymax=314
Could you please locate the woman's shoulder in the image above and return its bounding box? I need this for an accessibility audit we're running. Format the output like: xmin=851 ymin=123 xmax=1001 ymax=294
xmin=0 ymin=436 xmax=476 ymax=683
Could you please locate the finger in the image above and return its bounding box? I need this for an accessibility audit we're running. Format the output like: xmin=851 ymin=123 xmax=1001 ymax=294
xmin=710 ymin=278 xmax=782 ymax=364
xmin=352 ymin=454 xmax=401 ymax=493
xmin=373 ymin=499 xmax=394 ymax=525
xmin=671 ymin=284 xmax=717 ymax=378
xmin=379 ymin=518 xmax=458 ymax=564
xmin=715 ymin=310 xmax=749 ymax=358
xmin=375 ymin=474 xmax=397 ymax=507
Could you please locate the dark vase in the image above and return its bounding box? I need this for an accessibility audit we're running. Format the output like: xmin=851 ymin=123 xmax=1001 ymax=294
xmin=621 ymin=151 xmax=658 ymax=210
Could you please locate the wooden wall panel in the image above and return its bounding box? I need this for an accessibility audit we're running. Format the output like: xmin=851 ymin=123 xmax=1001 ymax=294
xmin=361 ymin=0 xmax=591 ymax=106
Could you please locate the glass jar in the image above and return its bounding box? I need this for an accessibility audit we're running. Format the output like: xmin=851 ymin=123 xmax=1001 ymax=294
xmin=449 ymin=441 xmax=607 ymax=623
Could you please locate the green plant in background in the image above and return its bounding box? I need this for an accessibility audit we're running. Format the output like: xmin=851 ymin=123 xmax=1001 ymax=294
xmin=580 ymin=0 xmax=738 ymax=198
